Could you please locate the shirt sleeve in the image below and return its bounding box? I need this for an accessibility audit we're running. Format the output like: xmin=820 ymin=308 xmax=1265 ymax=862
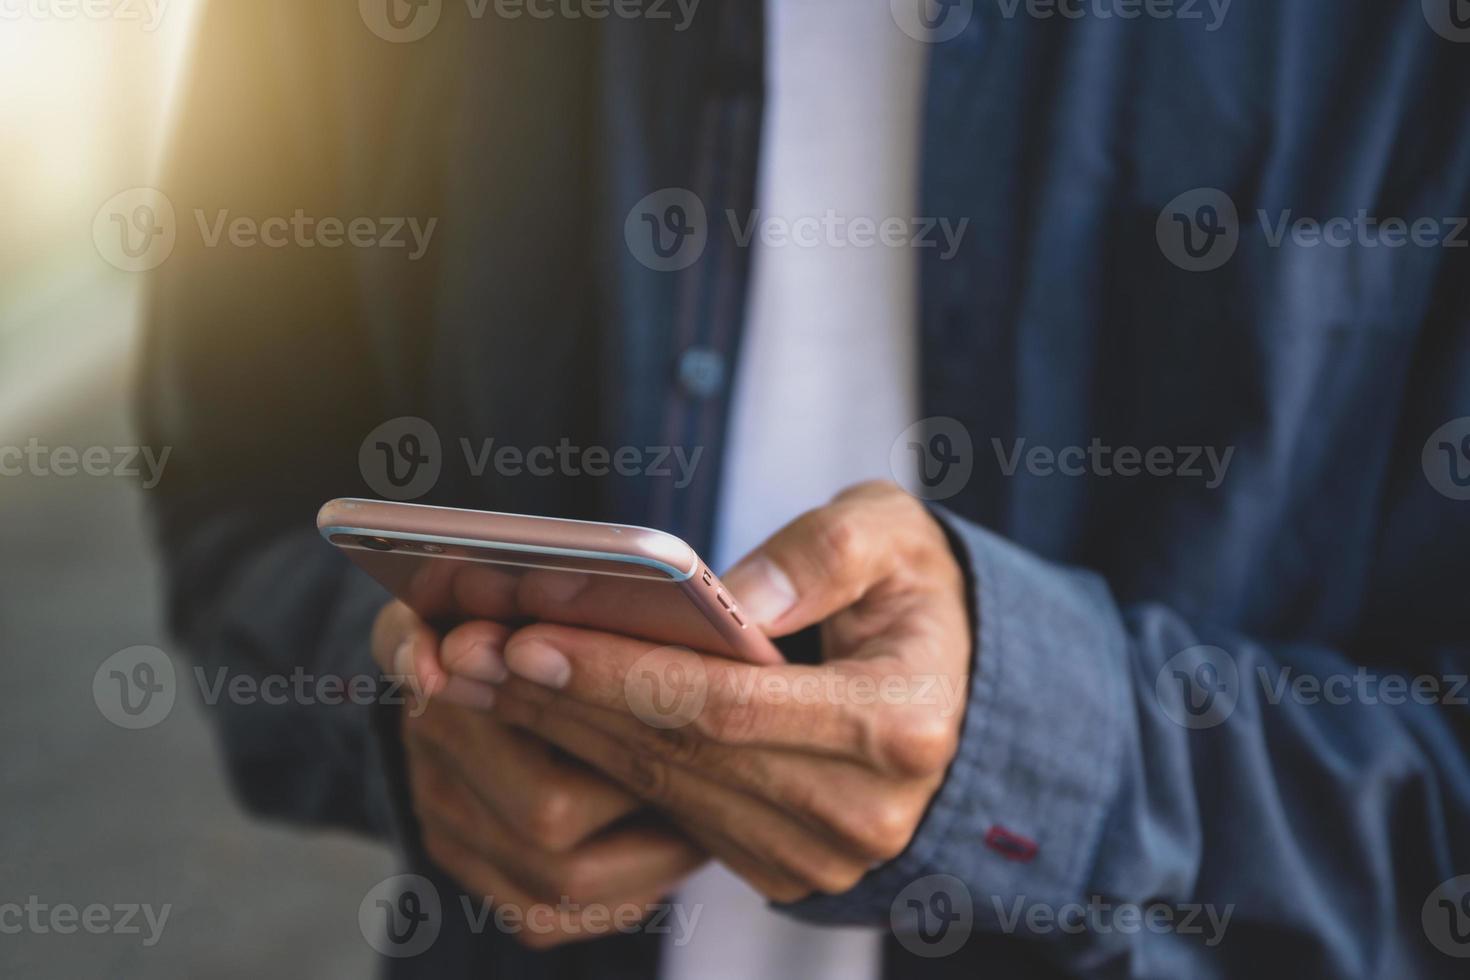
xmin=783 ymin=510 xmax=1470 ymax=977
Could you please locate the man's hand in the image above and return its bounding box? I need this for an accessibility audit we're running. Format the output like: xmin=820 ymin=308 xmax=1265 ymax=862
xmin=372 ymin=603 xmax=707 ymax=948
xmin=459 ymin=482 xmax=973 ymax=903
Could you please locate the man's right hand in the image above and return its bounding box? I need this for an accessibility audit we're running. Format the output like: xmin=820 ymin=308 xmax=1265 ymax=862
xmin=373 ymin=601 xmax=707 ymax=949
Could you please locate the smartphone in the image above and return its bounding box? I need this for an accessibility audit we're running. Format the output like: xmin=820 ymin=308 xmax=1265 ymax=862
xmin=318 ymin=498 xmax=783 ymax=665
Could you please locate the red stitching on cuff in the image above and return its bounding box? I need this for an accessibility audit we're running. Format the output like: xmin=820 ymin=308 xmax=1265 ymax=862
xmin=984 ymin=825 xmax=1039 ymax=863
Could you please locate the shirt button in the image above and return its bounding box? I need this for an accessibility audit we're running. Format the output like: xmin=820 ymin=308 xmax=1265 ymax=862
xmin=676 ymin=346 xmax=726 ymax=399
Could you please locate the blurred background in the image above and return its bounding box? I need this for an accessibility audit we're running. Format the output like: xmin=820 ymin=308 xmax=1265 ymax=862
xmin=0 ymin=9 xmax=391 ymax=976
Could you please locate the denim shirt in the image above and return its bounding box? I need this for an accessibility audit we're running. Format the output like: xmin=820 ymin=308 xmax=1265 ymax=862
xmin=143 ymin=1 xmax=1470 ymax=977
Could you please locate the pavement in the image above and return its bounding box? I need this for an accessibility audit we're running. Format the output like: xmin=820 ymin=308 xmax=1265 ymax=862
xmin=0 ymin=345 xmax=392 ymax=978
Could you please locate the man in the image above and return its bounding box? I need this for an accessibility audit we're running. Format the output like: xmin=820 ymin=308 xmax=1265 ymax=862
xmin=141 ymin=0 xmax=1470 ymax=977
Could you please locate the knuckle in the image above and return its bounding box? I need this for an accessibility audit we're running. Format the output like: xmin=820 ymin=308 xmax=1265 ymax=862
xmin=517 ymin=788 xmax=580 ymax=853
xmin=810 ymin=859 xmax=870 ymax=897
xmin=650 ymin=724 xmax=705 ymax=764
xmin=625 ymin=753 xmax=674 ymax=804
xmin=807 ymin=507 xmax=866 ymax=574
xmin=535 ymin=862 xmax=598 ymax=907
xmin=881 ymin=707 xmax=960 ymax=777
xmin=757 ymin=877 xmax=813 ymax=905
xmin=851 ymin=798 xmax=921 ymax=862
xmin=699 ymin=690 xmax=762 ymax=746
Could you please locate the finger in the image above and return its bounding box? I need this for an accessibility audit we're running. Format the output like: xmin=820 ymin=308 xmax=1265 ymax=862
xmin=490 ymin=690 xmax=872 ymax=899
xmin=494 ymin=677 xmax=938 ymax=861
xmin=371 ymin=600 xmax=441 ymax=701
xmin=720 ymin=481 xmax=955 ymax=637
xmin=407 ymin=737 xmax=705 ymax=905
xmin=448 ymin=561 xmax=522 ymax=621
xmin=405 ymin=699 xmax=641 ymax=851
xmin=420 ymin=826 xmax=673 ymax=950
xmin=441 ymin=620 xmax=512 ymax=683
xmin=432 ymin=620 xmax=510 ymax=709
xmin=502 ymin=623 xmax=885 ymax=764
xmin=668 ymin=815 xmax=816 ymax=906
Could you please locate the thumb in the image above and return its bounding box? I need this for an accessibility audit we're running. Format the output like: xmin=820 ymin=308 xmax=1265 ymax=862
xmin=721 ymin=488 xmax=898 ymax=637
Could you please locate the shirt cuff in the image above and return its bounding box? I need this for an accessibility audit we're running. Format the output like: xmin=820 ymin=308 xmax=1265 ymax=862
xmin=779 ymin=510 xmax=1131 ymax=931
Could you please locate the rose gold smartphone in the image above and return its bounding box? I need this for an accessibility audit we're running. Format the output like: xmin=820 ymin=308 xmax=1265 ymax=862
xmin=318 ymin=498 xmax=783 ymax=665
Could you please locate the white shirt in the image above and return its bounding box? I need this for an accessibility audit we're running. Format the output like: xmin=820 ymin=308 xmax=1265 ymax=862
xmin=661 ymin=2 xmax=925 ymax=977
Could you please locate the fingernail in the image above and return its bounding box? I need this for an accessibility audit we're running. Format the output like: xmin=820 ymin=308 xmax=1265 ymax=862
xmin=470 ymin=641 xmax=510 ymax=684
xmin=392 ymin=638 xmax=415 ymax=676
xmin=725 ymin=555 xmax=798 ymax=627
xmin=505 ymin=639 xmax=572 ymax=689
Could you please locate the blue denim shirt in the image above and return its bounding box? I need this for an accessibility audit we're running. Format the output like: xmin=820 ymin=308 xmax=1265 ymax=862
xmin=143 ymin=1 xmax=1470 ymax=977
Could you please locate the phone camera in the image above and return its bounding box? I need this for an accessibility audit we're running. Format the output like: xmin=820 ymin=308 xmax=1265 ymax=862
xmin=360 ymin=536 xmax=396 ymax=552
